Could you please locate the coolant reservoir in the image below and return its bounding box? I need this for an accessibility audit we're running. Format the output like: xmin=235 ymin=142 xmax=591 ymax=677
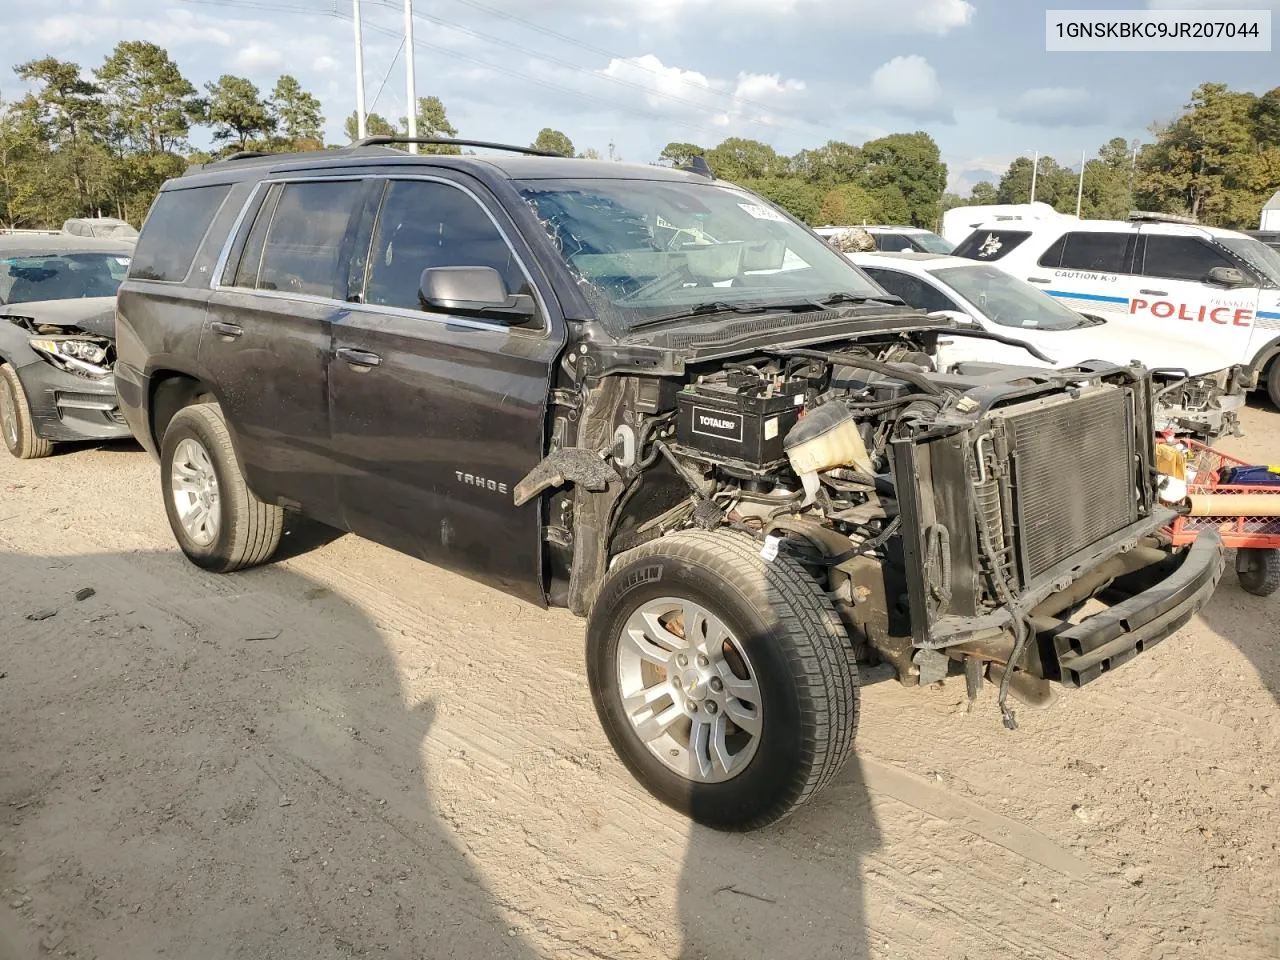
xmin=784 ymin=403 xmax=874 ymax=504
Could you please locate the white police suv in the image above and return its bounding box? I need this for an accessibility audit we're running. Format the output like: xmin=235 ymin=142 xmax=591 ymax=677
xmin=952 ymin=213 xmax=1280 ymax=409
xmin=849 ymin=250 xmax=1247 ymax=439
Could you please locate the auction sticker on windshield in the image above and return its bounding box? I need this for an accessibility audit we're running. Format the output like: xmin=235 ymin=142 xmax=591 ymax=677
xmin=738 ymin=203 xmax=787 ymax=222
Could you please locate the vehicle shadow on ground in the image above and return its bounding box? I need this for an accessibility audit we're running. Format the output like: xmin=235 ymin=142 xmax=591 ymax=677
xmin=1198 ymin=555 xmax=1280 ymax=705
xmin=676 ymin=755 xmax=882 ymax=960
xmin=0 ymin=548 xmax=537 ymax=960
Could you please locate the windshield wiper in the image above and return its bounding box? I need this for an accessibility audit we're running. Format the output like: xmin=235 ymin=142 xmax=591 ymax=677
xmin=639 ymin=299 xmax=823 ymax=325
xmin=813 ymin=291 xmax=905 ymax=307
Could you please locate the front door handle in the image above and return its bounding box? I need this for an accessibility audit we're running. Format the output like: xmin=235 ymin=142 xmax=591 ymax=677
xmin=336 ymin=347 xmax=382 ymax=369
xmin=210 ymin=321 xmax=243 ymax=340
xmin=1140 ymin=288 xmax=1168 ymax=296
xmin=1027 ymin=277 xmax=1050 ymax=284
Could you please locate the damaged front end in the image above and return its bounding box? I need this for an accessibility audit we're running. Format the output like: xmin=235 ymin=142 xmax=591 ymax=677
xmin=0 ymin=298 xmax=129 ymax=441
xmin=1150 ymin=365 xmax=1248 ymax=440
xmin=525 ymin=326 xmax=1225 ymax=729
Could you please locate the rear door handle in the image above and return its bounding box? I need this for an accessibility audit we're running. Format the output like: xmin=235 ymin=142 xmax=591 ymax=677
xmin=210 ymin=321 xmax=243 ymax=340
xmin=335 ymin=347 xmax=382 ymax=369
xmin=1140 ymin=289 xmax=1168 ymax=296
xmin=1027 ymin=277 xmax=1050 ymax=284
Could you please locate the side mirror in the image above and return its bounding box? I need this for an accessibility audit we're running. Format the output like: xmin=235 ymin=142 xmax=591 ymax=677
xmin=1206 ymin=265 xmax=1251 ymax=288
xmin=418 ymin=266 xmax=535 ymax=321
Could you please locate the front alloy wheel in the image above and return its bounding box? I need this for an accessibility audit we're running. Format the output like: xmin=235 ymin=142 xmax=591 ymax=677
xmin=588 ymin=530 xmax=860 ymax=831
xmin=617 ymin=597 xmax=763 ymax=784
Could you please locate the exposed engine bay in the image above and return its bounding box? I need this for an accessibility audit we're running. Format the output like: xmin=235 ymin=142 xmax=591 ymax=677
xmin=521 ymin=327 xmax=1198 ymax=728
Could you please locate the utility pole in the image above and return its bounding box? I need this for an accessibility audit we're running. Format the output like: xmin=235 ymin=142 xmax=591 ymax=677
xmin=1029 ymin=150 xmax=1039 ymax=203
xmin=1076 ymin=147 xmax=1085 ymax=218
xmin=353 ymin=0 xmax=367 ymax=140
xmin=404 ymin=0 xmax=418 ymax=154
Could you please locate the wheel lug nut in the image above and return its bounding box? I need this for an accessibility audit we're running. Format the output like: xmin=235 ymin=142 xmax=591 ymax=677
xmin=705 ymin=701 xmax=718 ymax=715
xmin=696 ymin=654 xmax=709 ymax=667
xmin=709 ymin=677 xmax=723 ymax=693
xmin=677 ymin=654 xmax=688 ymax=667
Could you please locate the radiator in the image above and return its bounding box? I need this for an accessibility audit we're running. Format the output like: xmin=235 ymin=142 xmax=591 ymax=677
xmin=1003 ymin=387 xmax=1139 ymax=583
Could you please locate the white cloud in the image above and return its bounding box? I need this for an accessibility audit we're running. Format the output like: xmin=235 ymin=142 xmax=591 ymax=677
xmin=471 ymin=0 xmax=974 ymax=33
xmin=232 ymin=42 xmax=285 ymax=73
xmin=867 ymin=55 xmax=950 ymax=120
xmin=32 ymin=10 xmax=232 ymax=48
xmin=999 ymin=87 xmax=1100 ymax=127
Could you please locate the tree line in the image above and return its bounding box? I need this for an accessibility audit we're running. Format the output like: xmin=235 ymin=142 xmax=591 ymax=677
xmin=0 ymin=41 xmax=1275 ymax=233
xmin=946 ymin=83 xmax=1280 ymax=230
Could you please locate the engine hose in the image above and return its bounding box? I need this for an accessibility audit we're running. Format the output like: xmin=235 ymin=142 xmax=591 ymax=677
xmin=773 ymin=347 xmax=945 ymax=397
xmin=773 ymin=515 xmax=902 ymax=567
xmin=845 ymin=393 xmax=944 ymax=414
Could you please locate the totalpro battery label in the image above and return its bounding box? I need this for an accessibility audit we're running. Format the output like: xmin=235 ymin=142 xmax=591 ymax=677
xmin=691 ymin=406 xmax=744 ymax=442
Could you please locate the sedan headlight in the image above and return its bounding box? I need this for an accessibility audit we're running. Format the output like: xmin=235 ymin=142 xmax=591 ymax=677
xmin=29 ymin=336 xmax=112 ymax=376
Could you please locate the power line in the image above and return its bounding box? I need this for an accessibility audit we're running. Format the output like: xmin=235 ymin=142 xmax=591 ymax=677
xmin=440 ymin=0 xmax=797 ymax=120
xmin=360 ymin=0 xmax=814 ymax=139
xmin=368 ymin=34 xmax=405 ymax=113
xmin=178 ymin=0 xmax=810 ymax=145
xmin=330 ymin=7 xmax=733 ymax=140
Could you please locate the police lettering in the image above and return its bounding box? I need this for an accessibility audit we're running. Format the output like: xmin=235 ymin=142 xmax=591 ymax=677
xmin=1129 ymin=298 xmax=1252 ymax=327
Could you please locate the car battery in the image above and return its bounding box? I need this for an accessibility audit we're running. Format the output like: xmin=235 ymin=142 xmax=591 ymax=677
xmin=675 ymin=373 xmax=806 ymax=468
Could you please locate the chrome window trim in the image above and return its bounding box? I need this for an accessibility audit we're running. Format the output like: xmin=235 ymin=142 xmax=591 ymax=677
xmin=209 ymin=172 xmax=552 ymax=337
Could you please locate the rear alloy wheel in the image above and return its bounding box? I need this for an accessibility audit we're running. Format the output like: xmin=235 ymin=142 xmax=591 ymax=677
xmin=0 ymin=364 xmax=53 ymax=460
xmin=588 ymin=530 xmax=859 ymax=831
xmin=160 ymin=403 xmax=282 ymax=573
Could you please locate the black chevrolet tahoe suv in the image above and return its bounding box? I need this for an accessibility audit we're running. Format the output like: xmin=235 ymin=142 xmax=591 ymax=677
xmin=116 ymin=138 xmax=1226 ymax=830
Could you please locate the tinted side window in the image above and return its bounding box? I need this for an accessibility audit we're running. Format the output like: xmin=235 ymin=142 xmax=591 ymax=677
xmin=228 ymin=183 xmax=282 ymax=288
xmin=1142 ymin=235 xmax=1235 ymax=282
xmin=365 ymin=180 xmax=527 ymax=311
xmin=874 ymin=233 xmax=911 ymax=252
xmin=256 ymin=181 xmax=363 ymax=298
xmin=952 ymin=230 xmax=1030 ymax=262
xmin=863 ymin=268 xmax=958 ymax=313
xmin=1043 ymin=231 xmax=1132 ymax=273
xmin=130 ymin=184 xmax=231 ymax=282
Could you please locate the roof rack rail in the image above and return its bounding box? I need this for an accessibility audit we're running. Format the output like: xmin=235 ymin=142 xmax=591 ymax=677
xmin=352 ymin=136 xmax=564 ymax=158
xmin=220 ymin=150 xmax=274 ymax=162
xmin=1127 ymin=210 xmax=1199 ymax=225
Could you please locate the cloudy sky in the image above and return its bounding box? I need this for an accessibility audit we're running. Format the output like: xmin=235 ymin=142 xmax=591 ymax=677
xmin=3 ymin=0 xmax=1278 ymax=193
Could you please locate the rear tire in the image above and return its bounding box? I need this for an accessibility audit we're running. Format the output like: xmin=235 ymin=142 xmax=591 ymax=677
xmin=160 ymin=402 xmax=282 ymax=573
xmin=0 ymin=364 xmax=54 ymax=460
xmin=587 ymin=530 xmax=859 ymax=831
xmin=1236 ymin=548 xmax=1280 ymax=598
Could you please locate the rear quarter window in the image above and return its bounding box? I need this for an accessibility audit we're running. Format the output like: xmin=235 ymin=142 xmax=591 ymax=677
xmin=130 ymin=184 xmax=232 ymax=283
xmin=952 ymin=230 xmax=1031 ymax=262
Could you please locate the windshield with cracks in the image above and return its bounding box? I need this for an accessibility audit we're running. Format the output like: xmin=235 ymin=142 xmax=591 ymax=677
xmin=1219 ymin=236 xmax=1280 ymax=286
xmin=517 ymin=178 xmax=886 ymax=333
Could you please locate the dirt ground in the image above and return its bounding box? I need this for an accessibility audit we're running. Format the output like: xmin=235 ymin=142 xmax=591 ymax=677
xmin=2 ymin=400 xmax=1278 ymax=960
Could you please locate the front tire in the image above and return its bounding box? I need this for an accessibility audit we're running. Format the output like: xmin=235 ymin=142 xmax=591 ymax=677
xmin=160 ymin=403 xmax=282 ymax=573
xmin=0 ymin=364 xmax=54 ymax=460
xmin=587 ymin=530 xmax=859 ymax=831
xmin=1267 ymin=357 xmax=1280 ymax=411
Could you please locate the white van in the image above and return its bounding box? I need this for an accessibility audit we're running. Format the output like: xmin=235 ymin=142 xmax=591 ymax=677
xmin=952 ymin=213 xmax=1280 ymax=409
xmin=849 ymin=251 xmax=1247 ymax=438
xmin=941 ymin=202 xmax=1071 ymax=247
